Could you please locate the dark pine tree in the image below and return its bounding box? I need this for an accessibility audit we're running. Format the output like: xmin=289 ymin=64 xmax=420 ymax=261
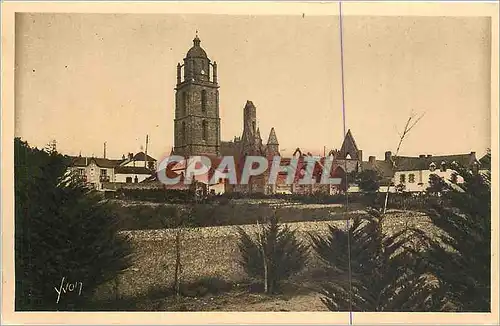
xmin=237 ymin=213 xmax=308 ymax=294
xmin=416 ymin=157 xmax=491 ymax=312
xmin=15 ymin=138 xmax=133 ymax=311
xmin=311 ymin=208 xmax=434 ymax=311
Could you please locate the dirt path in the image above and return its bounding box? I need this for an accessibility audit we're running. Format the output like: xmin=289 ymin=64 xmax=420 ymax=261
xmin=154 ymin=288 xmax=328 ymax=312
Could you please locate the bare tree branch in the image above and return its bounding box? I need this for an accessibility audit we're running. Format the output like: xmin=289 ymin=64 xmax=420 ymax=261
xmin=383 ymin=112 xmax=425 ymax=214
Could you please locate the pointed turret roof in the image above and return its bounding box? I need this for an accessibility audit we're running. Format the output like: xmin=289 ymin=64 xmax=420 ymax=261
xmin=256 ymin=127 xmax=262 ymax=140
xmin=339 ymin=129 xmax=360 ymax=159
xmin=244 ymin=100 xmax=255 ymax=109
xmin=267 ymin=127 xmax=279 ymax=145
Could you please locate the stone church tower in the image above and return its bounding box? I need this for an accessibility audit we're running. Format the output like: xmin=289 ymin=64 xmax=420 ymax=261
xmin=173 ymin=35 xmax=221 ymax=157
xmin=240 ymin=100 xmax=266 ymax=156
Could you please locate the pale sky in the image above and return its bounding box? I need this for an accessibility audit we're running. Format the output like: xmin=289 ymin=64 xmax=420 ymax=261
xmin=15 ymin=13 xmax=491 ymax=160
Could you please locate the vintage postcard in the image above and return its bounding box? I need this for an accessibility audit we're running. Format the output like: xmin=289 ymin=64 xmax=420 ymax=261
xmin=1 ymin=1 xmax=499 ymax=325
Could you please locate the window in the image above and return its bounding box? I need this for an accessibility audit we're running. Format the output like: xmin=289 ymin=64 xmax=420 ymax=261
xmin=400 ymin=174 xmax=406 ymax=184
xmin=148 ymin=161 xmax=155 ymax=170
xmin=100 ymin=169 xmax=107 ymax=176
xmin=182 ymin=122 xmax=187 ymax=143
xmin=134 ymin=176 xmax=139 ymax=183
xmin=408 ymin=173 xmax=415 ymax=183
xmin=429 ymin=162 xmax=436 ymax=172
xmin=202 ymin=120 xmax=208 ymax=141
xmin=77 ymin=168 xmax=85 ymax=175
xmin=201 ymin=90 xmax=207 ymax=112
xmin=182 ymin=92 xmax=188 ymax=115
xmin=126 ymin=177 xmax=132 ymax=183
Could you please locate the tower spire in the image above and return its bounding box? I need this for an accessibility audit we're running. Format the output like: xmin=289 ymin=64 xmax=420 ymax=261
xmin=267 ymin=127 xmax=279 ymax=145
xmin=193 ymin=31 xmax=201 ymax=46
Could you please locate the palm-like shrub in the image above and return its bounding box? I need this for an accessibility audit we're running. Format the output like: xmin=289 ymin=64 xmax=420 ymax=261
xmin=311 ymin=209 xmax=433 ymax=311
xmin=237 ymin=213 xmax=308 ymax=294
xmin=415 ymin=160 xmax=491 ymax=311
xmin=15 ymin=138 xmax=132 ymax=310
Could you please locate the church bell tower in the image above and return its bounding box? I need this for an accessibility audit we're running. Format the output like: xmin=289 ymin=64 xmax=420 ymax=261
xmin=173 ymin=34 xmax=221 ymax=157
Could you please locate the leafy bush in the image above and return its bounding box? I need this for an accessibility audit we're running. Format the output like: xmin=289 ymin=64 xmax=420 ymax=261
xmin=111 ymin=188 xmax=194 ymax=203
xmin=237 ymin=213 xmax=308 ymax=294
xmin=15 ymin=138 xmax=132 ymax=310
xmin=426 ymin=173 xmax=448 ymax=195
xmin=310 ymin=209 xmax=433 ymax=311
xmin=356 ymin=170 xmax=382 ymax=193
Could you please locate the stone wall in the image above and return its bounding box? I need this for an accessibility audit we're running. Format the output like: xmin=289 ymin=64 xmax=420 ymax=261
xmin=95 ymin=210 xmax=437 ymax=301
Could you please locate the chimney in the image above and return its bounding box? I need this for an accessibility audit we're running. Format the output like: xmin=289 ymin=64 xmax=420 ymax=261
xmin=419 ymin=154 xmax=425 ymax=158
xmin=384 ymin=151 xmax=392 ymax=162
xmin=427 ymin=154 xmax=432 ymax=158
xmin=358 ymin=150 xmax=363 ymax=162
xmin=369 ymin=156 xmax=376 ymax=164
xmin=103 ymin=142 xmax=107 ymax=159
xmin=470 ymin=151 xmax=476 ymax=159
xmin=128 ymin=152 xmax=133 ymax=160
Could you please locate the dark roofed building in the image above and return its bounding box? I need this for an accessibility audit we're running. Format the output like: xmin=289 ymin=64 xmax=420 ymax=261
xmin=361 ymin=159 xmax=394 ymax=186
xmin=387 ymin=152 xmax=479 ymax=192
xmin=69 ymin=156 xmax=122 ymax=168
xmin=479 ymin=152 xmax=491 ymax=171
xmin=392 ymin=152 xmax=477 ymax=172
xmin=133 ymin=152 xmax=156 ymax=163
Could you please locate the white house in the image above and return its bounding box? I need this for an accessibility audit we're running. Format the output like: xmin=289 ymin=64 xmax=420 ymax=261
xmin=68 ymin=151 xmax=156 ymax=190
xmin=390 ymin=152 xmax=478 ymax=192
xmin=358 ymin=151 xmax=482 ymax=193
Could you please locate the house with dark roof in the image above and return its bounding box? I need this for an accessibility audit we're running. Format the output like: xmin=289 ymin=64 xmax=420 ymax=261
xmin=68 ymin=151 xmax=157 ymax=190
xmin=479 ymin=152 xmax=491 ymax=174
xmin=388 ymin=151 xmax=479 ymax=192
xmin=353 ymin=149 xmax=484 ymax=193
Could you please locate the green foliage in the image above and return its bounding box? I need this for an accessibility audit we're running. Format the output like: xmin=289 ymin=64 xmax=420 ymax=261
xmin=237 ymin=213 xmax=308 ymax=294
xmin=395 ymin=183 xmax=406 ymax=193
xmin=15 ymin=138 xmax=133 ymax=311
xmin=426 ymin=173 xmax=448 ymax=195
xmin=108 ymin=188 xmax=195 ymax=203
xmin=356 ymin=170 xmax=382 ymax=193
xmin=416 ymin=160 xmax=491 ymax=311
xmin=311 ymin=209 xmax=433 ymax=311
